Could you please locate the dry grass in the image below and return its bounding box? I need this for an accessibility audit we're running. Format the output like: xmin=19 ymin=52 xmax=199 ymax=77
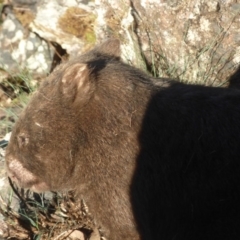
xmin=0 ymin=68 xmax=37 ymax=138
xmin=0 ymin=180 xmax=101 ymax=240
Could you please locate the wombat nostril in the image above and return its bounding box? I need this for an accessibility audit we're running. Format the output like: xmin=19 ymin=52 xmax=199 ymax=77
xmin=17 ymin=134 xmax=29 ymax=148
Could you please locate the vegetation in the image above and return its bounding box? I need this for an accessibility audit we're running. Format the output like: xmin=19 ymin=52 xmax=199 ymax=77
xmin=0 ymin=184 xmax=96 ymax=240
xmin=0 ymin=68 xmax=37 ymax=138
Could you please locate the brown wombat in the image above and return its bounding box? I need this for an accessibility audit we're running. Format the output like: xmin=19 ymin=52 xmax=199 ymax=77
xmin=5 ymin=39 xmax=240 ymax=240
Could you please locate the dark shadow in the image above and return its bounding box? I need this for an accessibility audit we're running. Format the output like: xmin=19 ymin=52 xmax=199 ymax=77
xmin=131 ymin=81 xmax=240 ymax=240
xmin=228 ymin=66 xmax=240 ymax=89
xmin=50 ymin=42 xmax=68 ymax=73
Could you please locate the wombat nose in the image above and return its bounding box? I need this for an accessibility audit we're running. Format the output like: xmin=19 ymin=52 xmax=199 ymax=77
xmin=6 ymin=158 xmax=36 ymax=186
xmin=17 ymin=134 xmax=29 ymax=148
xmin=6 ymin=159 xmax=21 ymax=183
xmin=7 ymin=158 xmax=20 ymax=174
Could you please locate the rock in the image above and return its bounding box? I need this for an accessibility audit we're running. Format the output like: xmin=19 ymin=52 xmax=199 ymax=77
xmin=0 ymin=220 xmax=9 ymax=239
xmin=0 ymin=0 xmax=238 ymax=85
xmin=0 ymin=5 xmax=54 ymax=76
xmin=29 ymin=0 xmax=96 ymax=57
xmin=128 ymin=0 xmax=240 ymax=84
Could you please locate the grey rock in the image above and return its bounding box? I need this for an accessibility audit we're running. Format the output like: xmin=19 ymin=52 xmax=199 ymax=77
xmin=0 ymin=7 xmax=54 ymax=76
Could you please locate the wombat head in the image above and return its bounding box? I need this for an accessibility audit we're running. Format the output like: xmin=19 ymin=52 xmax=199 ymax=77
xmin=5 ymin=39 xmax=147 ymax=193
xmin=5 ymin=39 xmax=123 ymax=191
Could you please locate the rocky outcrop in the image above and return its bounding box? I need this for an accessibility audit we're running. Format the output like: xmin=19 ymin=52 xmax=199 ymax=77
xmin=0 ymin=0 xmax=239 ymax=86
xmin=0 ymin=4 xmax=54 ymax=76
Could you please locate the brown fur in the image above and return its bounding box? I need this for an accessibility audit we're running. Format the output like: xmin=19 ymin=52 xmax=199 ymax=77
xmin=6 ymin=39 xmax=151 ymax=239
xmin=5 ymin=39 xmax=240 ymax=240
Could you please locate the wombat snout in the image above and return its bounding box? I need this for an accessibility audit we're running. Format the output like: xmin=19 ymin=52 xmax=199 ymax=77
xmin=6 ymin=157 xmax=49 ymax=192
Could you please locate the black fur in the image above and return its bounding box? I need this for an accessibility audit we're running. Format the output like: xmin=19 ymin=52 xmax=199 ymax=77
xmin=132 ymin=82 xmax=240 ymax=240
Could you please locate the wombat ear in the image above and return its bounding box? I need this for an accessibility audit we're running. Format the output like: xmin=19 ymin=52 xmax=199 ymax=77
xmin=61 ymin=63 xmax=92 ymax=105
xmin=95 ymin=38 xmax=121 ymax=58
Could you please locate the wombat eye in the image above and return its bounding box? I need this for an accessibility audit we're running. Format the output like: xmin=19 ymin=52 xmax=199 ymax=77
xmin=17 ymin=134 xmax=29 ymax=148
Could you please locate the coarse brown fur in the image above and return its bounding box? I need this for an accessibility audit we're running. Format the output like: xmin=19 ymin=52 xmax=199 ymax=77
xmin=5 ymin=39 xmax=240 ymax=240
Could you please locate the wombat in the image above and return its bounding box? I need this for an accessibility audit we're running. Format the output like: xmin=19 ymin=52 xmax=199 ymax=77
xmin=5 ymin=39 xmax=240 ymax=240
